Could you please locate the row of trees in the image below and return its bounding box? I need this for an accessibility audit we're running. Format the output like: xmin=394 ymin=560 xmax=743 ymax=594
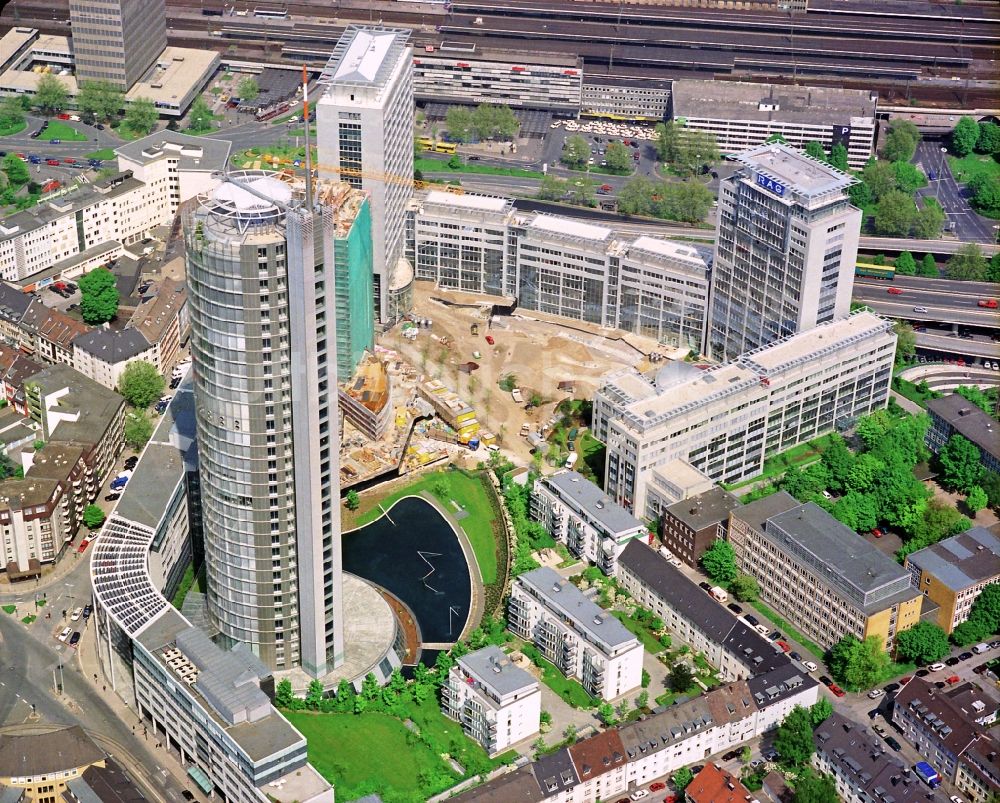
xmin=33 ymin=74 xmax=160 ymax=135
xmin=444 ymin=104 xmax=519 ymax=143
xmin=616 ymin=175 xmax=714 ymax=223
xmin=118 ymin=359 xmax=167 ymax=450
xmin=946 ymin=243 xmax=1000 ymax=282
xmin=536 ymin=174 xmax=599 ymax=207
xmin=653 ymin=121 xmax=720 ymax=176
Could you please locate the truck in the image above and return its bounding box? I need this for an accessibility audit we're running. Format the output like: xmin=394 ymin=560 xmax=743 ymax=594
xmin=511 ymin=388 xmax=524 ymax=404
xmin=709 ymin=586 xmax=729 ymax=603
xmin=564 ymin=452 xmax=578 ymax=470
xmin=913 ymin=762 xmax=941 ymax=789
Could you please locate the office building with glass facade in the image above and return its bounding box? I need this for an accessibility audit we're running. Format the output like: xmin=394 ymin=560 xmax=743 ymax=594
xmin=68 ymin=0 xmax=166 ymax=90
xmin=708 ymin=143 xmax=861 ymax=362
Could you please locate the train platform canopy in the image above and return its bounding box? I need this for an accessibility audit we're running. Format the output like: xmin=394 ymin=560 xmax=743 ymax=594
xmin=0 ymin=28 xmax=218 ymax=118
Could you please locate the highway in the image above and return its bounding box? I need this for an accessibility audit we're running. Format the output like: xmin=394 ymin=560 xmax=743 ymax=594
xmin=853 ymin=275 xmax=999 ymax=329
xmin=915 ymin=331 xmax=1000 ymax=360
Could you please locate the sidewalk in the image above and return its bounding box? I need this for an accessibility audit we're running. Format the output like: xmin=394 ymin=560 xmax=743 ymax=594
xmin=0 ymin=544 xmax=90 ymax=599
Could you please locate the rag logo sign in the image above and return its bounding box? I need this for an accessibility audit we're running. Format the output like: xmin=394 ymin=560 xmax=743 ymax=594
xmin=755 ymin=173 xmax=786 ymax=197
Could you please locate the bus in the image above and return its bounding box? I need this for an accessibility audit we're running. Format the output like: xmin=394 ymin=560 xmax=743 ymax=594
xmin=855 ymin=262 xmax=896 ymax=281
xmin=417 ymin=136 xmax=435 ymax=150
xmin=433 ymin=142 xmax=457 ymax=155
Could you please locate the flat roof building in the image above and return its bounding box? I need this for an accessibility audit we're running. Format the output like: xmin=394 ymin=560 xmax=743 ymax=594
xmin=68 ymin=0 xmax=165 ymax=90
xmin=660 ymin=486 xmax=740 ymax=567
xmin=708 ymin=142 xmax=861 ymax=362
xmin=729 ymin=495 xmax=922 ymax=651
xmin=906 ymin=527 xmax=1000 ymax=634
xmin=671 ymin=80 xmax=877 ymax=169
xmin=926 ymin=394 xmax=1000 ymax=476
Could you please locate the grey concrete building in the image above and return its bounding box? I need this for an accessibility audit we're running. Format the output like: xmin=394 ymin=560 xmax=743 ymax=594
xmin=318 ymin=27 xmax=414 ymax=324
xmin=183 ymin=173 xmax=345 ymax=677
xmin=708 ymin=143 xmax=861 ymax=362
xmin=68 ymin=0 xmax=167 ymax=90
xmin=926 ymin=394 xmax=1000 ymax=475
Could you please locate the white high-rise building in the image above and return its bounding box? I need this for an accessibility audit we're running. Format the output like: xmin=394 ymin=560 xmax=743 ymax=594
xmin=708 ymin=143 xmax=861 ymax=362
xmin=318 ymin=26 xmax=414 ymax=325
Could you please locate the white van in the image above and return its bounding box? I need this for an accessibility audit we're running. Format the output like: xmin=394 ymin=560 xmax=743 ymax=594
xmin=974 ymin=643 xmax=992 ymax=654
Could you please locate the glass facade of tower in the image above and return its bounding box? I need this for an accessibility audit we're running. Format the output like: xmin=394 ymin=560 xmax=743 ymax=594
xmin=184 ymin=176 xmax=301 ymax=671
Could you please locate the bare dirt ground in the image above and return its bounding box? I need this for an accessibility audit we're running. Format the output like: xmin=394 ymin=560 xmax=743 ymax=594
xmin=379 ymin=283 xmax=659 ymax=466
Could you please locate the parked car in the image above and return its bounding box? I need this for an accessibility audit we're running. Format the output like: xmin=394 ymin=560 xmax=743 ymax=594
xmin=744 ymin=614 xmax=759 ymax=627
xmin=721 ymin=750 xmax=740 ymax=761
xmin=110 ymin=476 xmax=129 ymax=491
xmin=124 ymin=456 xmax=139 ymax=470
xmin=485 ymin=335 xmax=495 ymax=345
xmin=959 ymin=652 xmax=974 ymax=661
xmin=884 ymin=683 xmax=900 ymax=694
xmin=885 ymin=736 xmax=902 ymax=751
xmin=629 ymin=791 xmax=649 ymax=801
xmin=82 ymin=604 xmax=92 ymax=619
xmin=104 ymin=492 xmax=121 ymax=501
xmin=789 ymin=651 xmax=801 ymax=661
xmin=58 ymin=626 xmax=72 ymax=642
xmin=803 ymin=661 xmax=818 ymax=672
xmin=871 ymin=528 xmax=884 ymax=538
xmin=46 ymin=158 xmax=60 ymax=166
xmin=768 ymin=631 xmax=783 ymax=641
xmin=727 ymin=603 xmax=743 ymax=615
xmin=69 ymin=607 xmax=83 ymax=621
xmin=649 ymin=782 xmax=666 ymax=792
xmin=868 ymin=688 xmax=885 ymax=699
xmin=946 ymin=656 xmax=961 ymax=666
xmin=776 ymin=640 xmax=791 ymax=653
xmin=929 ymin=662 xmax=946 ymax=671
xmin=915 ymin=669 xmax=929 ymax=677
xmin=763 ymin=749 xmax=779 ymax=762
xmin=698 ymin=582 xmax=712 ymax=592
xmin=69 ymin=631 xmax=81 ymax=646
xmin=829 ymin=684 xmax=846 ymax=697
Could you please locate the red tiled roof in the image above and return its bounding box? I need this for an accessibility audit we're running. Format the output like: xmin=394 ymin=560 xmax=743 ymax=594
xmin=686 ymin=763 xmax=753 ymax=803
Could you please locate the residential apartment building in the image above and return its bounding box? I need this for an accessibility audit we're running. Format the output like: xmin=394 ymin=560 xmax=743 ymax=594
xmin=318 ymin=26 xmax=414 ymax=324
xmin=0 ymin=344 xmax=43 ymax=416
xmin=602 ymin=311 xmax=895 ymax=516
xmin=19 ymin=303 xmax=88 ymax=366
xmin=617 ymin=540 xmax=791 ymax=683
xmin=892 ymin=678 xmax=1000 ymax=798
xmin=729 ymin=494 xmax=922 ymax=651
xmin=0 ymin=726 xmax=109 ymax=802
xmin=659 ymin=486 xmax=740 ymax=566
xmin=408 ymin=192 xmax=711 ymax=351
xmin=686 ymin=763 xmax=755 ymax=803
xmin=670 ymin=80 xmax=877 ymax=169
xmin=708 ymin=142 xmax=861 ymax=362
xmin=126 ymin=276 xmax=188 ymax=376
xmin=450 ymin=663 xmax=817 ymax=803
xmin=812 ymin=713 xmax=950 ymax=803
xmin=530 ymin=470 xmax=647 ymax=575
xmin=443 ymin=646 xmax=541 ymax=755
xmin=72 ymin=328 xmax=156 ymax=390
xmin=0 ymin=132 xmax=229 ymax=285
xmin=581 ymin=78 xmax=670 ymax=121
xmin=68 ymin=0 xmax=166 ymax=90
xmin=413 ymin=49 xmax=582 ymax=112
xmin=906 ymin=528 xmax=1000 ymax=634
xmin=926 ymin=394 xmax=1000 ymax=475
xmin=508 ymin=567 xmax=644 ymax=701
xmin=90 ymin=376 xmax=334 ymax=803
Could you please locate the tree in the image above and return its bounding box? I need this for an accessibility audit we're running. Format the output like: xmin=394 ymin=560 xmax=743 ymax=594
xmin=951 ymin=116 xmax=980 ymax=157
xmin=971 ymin=175 xmax=1000 ymax=215
xmin=3 ymin=154 xmax=29 ymax=188
xmin=918 ymin=253 xmax=939 ymax=278
xmin=953 ymin=615 xmax=993 ymax=647
xmin=882 ymin=120 xmax=921 ymax=163
xmin=237 ymin=76 xmax=259 ymax=101
xmin=671 ymin=767 xmax=694 ymax=792
xmin=83 ymin=504 xmax=106 ymax=530
xmin=124 ymin=411 xmax=153 ymax=449
xmin=0 ymin=96 xmax=25 ymax=131
xmin=970 ymin=584 xmax=1000 ymax=630
xmin=124 ymin=97 xmax=158 ymax=136
xmin=938 ymin=434 xmax=985 ymax=493
xmin=977 ymin=121 xmax=1000 ymax=155
xmin=947 ymin=243 xmax=988 ymax=281
xmin=894 ymin=621 xmax=950 ymax=665
xmin=471 ymin=104 xmax=518 ymax=141
xmin=804 ymin=141 xmax=827 ymax=161
xmin=78 ymin=267 xmax=120 ymax=324
xmin=773 ymin=705 xmax=815 ymax=767
xmin=34 ymin=73 xmax=68 ymax=113
xmin=847 ymin=180 xmax=872 ymax=209
xmin=188 ymin=96 xmax=214 ymax=133
xmin=606 ymin=141 xmax=632 ymax=173
xmin=861 ymin=159 xmax=898 ymax=200
xmin=345 ymin=489 xmax=360 ymax=510
xmin=658 ymin=179 xmax=713 ymax=223
xmin=445 ymin=106 xmax=475 ymax=143
xmin=894 ymin=251 xmax=916 ymax=276
xmin=561 ymin=135 xmax=591 ymax=168
xmin=617 ymin=175 xmax=655 ymax=216
xmin=855 ymin=409 xmax=893 ymax=449
xmin=912 ymin=200 xmax=945 ymax=240
xmin=892 ymin=161 xmax=927 ymax=193
xmin=537 ymin=174 xmax=567 ymax=201
xmin=700 ymin=539 xmax=737 ymax=584
xmin=873 ymin=190 xmax=915 ymax=236
xmin=810 ymin=698 xmax=833 ymax=726
xmin=274 ymin=678 xmax=295 ymax=708
xmin=982 ymin=472 xmax=1000 ymax=510
xmin=893 ymin=320 xmax=916 ymax=364
xmin=792 ymin=768 xmax=839 ymax=803
xmin=821 ymin=434 xmax=855 ymax=492
xmin=990 ymin=254 xmax=1000 ymax=284
xmin=566 ymin=177 xmax=596 ymax=206
xmin=654 ymin=121 xmax=680 ymax=163
xmin=673 ymin=129 xmax=719 ymax=176
xmin=828 ymin=142 xmax=849 ymax=171
xmin=827 ymin=634 xmax=891 ymax=690
xmin=668 ymin=663 xmax=694 ymax=692
xmin=730 ymin=573 xmax=759 ymax=602
xmin=118 ymin=361 xmax=165 ymax=408
xmin=597 ymin=701 xmax=617 ymax=726
xmin=305 ymin=679 xmax=324 ymax=709
xmin=968 ymin=486 xmax=988 ymax=515
xmin=635 ymin=690 xmax=649 ymax=710
xmin=955 ymin=385 xmax=994 ymax=415
xmin=830 ymin=491 xmax=879 ymax=533
xmin=78 ymin=79 xmax=123 ymax=122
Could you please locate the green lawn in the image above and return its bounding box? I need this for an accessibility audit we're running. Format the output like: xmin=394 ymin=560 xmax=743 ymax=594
xmin=1 ymin=605 xmax=15 ymax=614
xmin=171 ymin=562 xmax=204 ymax=610
xmin=724 ymin=434 xmax=837 ymax=490
xmin=37 ymin=121 xmax=88 ymax=142
xmin=285 ymin=710 xmax=459 ymax=802
xmin=892 ymin=377 xmax=940 ymax=408
xmin=521 ymin=643 xmax=594 ymax=708
xmin=579 ymin=431 xmax=606 ymax=486
xmin=948 ymin=152 xmax=1000 ymax=185
xmin=85 ymin=148 xmax=116 ymax=161
xmin=349 ymin=469 xmax=499 ymax=585
xmin=406 ymin=694 xmax=516 ymax=771
xmin=415 ymin=157 xmax=543 ymax=179
xmin=748 ymin=600 xmax=825 ymax=661
xmin=21 ymin=615 xmax=35 ymax=625
xmin=567 ymin=163 xmax=631 ymax=177
xmin=0 ymin=120 xmax=26 ymax=137
xmin=611 ymin=610 xmax=665 ymax=654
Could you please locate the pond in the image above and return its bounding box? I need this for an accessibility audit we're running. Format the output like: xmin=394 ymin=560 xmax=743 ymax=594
xmin=343 ymin=495 xmax=472 ymax=648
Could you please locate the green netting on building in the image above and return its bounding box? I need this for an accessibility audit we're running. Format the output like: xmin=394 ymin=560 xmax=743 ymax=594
xmin=335 ymin=198 xmax=374 ymax=380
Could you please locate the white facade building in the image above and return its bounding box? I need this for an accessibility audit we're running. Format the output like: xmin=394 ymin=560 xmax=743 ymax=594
xmin=318 ymin=26 xmax=414 ymax=324
xmin=508 ymin=567 xmax=643 ymax=701
xmin=443 ymin=646 xmax=541 ymax=755
xmin=708 ymin=142 xmax=861 ymax=362
xmin=530 ymin=470 xmax=647 ymax=575
xmin=408 ymin=192 xmax=711 ymax=351
xmin=601 ymin=311 xmax=895 ymax=517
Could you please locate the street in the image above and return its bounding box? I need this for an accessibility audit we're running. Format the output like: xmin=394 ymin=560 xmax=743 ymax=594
xmin=915 ymin=140 xmax=997 ymax=244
